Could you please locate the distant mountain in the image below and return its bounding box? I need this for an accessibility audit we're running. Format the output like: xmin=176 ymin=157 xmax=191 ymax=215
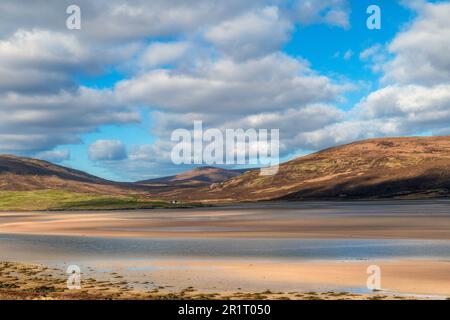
xmin=160 ymin=136 xmax=450 ymax=202
xmin=137 ymin=166 xmax=247 ymax=187
xmin=3 ymin=136 xmax=450 ymax=204
xmin=0 ymin=155 xmax=246 ymax=195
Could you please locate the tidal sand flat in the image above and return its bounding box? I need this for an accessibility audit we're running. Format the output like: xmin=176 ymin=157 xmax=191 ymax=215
xmin=1 ymin=260 xmax=448 ymax=300
xmin=1 ymin=201 xmax=450 ymax=239
xmin=1 ymin=201 xmax=450 ymax=299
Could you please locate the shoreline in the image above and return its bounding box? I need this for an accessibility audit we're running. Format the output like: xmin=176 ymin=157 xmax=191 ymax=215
xmin=2 ymin=198 xmax=450 ymax=213
xmin=1 ymin=204 xmax=450 ymax=240
xmin=1 ymin=203 xmax=450 ymax=300
xmin=1 ymin=259 xmax=449 ymax=300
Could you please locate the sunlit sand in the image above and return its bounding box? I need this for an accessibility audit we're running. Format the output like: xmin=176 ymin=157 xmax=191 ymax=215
xmin=1 ymin=202 xmax=450 ymax=299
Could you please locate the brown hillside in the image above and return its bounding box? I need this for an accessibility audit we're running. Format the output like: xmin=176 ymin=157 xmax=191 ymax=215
xmin=0 ymin=155 xmax=134 ymax=195
xmin=137 ymin=166 xmax=246 ymax=187
xmin=159 ymin=136 xmax=450 ymax=202
xmin=3 ymin=136 xmax=450 ymax=202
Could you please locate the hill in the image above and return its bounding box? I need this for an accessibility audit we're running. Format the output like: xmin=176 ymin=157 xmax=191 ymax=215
xmin=0 ymin=154 xmax=127 ymax=194
xmin=160 ymin=136 xmax=450 ymax=202
xmin=137 ymin=166 xmax=247 ymax=187
xmin=3 ymin=136 xmax=450 ymax=208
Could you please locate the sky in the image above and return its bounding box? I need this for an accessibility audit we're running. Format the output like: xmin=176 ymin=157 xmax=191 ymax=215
xmin=0 ymin=0 xmax=449 ymax=181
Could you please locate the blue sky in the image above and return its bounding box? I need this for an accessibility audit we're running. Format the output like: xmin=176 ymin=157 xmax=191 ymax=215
xmin=72 ymin=1 xmax=410 ymax=179
xmin=1 ymin=0 xmax=449 ymax=181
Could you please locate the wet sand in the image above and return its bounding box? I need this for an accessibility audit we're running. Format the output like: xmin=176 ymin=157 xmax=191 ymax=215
xmin=1 ymin=202 xmax=450 ymax=299
xmin=2 ymin=260 xmax=449 ymax=300
xmin=80 ymin=258 xmax=450 ymax=297
xmin=1 ymin=201 xmax=450 ymax=239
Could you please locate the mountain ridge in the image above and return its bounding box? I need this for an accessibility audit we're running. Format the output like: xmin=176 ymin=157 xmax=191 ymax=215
xmin=2 ymin=135 xmax=450 ymax=203
xmin=137 ymin=166 xmax=247 ymax=187
xmin=156 ymin=135 xmax=450 ymax=202
xmin=0 ymin=154 xmax=131 ymax=195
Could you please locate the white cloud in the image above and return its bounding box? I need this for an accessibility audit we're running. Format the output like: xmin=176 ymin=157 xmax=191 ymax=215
xmin=306 ymin=1 xmax=450 ymax=150
xmin=120 ymin=103 xmax=345 ymax=174
xmin=3 ymin=0 xmax=449 ymax=181
xmin=0 ymin=88 xmax=139 ymax=153
xmin=291 ymin=0 xmax=350 ymax=29
xmin=0 ymin=1 xmax=262 ymax=41
xmin=139 ymin=41 xmax=191 ymax=68
xmin=0 ymin=29 xmax=86 ymax=94
xmin=382 ymin=1 xmax=450 ymax=85
xmin=225 ymin=104 xmax=345 ymax=153
xmin=357 ymin=84 xmax=450 ymax=133
xmin=297 ymin=119 xmax=400 ymax=150
xmin=0 ymin=27 xmax=140 ymax=156
xmin=117 ymin=53 xmax=346 ymax=115
xmin=89 ymin=140 xmax=128 ymax=161
xmin=35 ymin=149 xmax=71 ymax=163
xmin=359 ymin=44 xmax=388 ymax=73
xmin=351 ymin=2 xmax=450 ymax=141
xmin=0 ymin=0 xmax=357 ymax=179
xmin=205 ymin=6 xmax=292 ymax=60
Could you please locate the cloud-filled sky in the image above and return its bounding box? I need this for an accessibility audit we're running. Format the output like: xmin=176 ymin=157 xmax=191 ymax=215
xmin=0 ymin=0 xmax=449 ymax=181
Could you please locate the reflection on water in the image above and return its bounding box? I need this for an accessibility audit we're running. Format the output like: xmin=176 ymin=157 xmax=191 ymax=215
xmin=1 ymin=233 xmax=450 ymax=263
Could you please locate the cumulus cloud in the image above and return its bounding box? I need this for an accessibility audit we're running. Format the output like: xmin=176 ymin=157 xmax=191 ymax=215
xmin=301 ymin=86 xmax=450 ymax=149
xmin=2 ymin=0 xmax=449 ymax=180
xmin=0 ymin=24 xmax=140 ymax=156
xmin=117 ymin=53 xmax=347 ymax=115
xmin=35 ymin=150 xmax=71 ymax=163
xmin=291 ymin=0 xmax=351 ymax=29
xmin=224 ymin=104 xmax=345 ymax=153
xmin=357 ymin=84 xmax=450 ymax=133
xmin=0 ymin=88 xmax=139 ymax=153
xmin=120 ymin=103 xmax=345 ymax=174
xmin=114 ymin=51 xmax=351 ymax=168
xmin=305 ymin=1 xmax=450 ymax=150
xmin=353 ymin=2 xmax=450 ymax=141
xmin=382 ymin=1 xmax=450 ymax=85
xmin=0 ymin=1 xmax=260 ymax=40
xmin=205 ymin=6 xmax=292 ymax=60
xmin=0 ymin=28 xmax=138 ymax=93
xmin=297 ymin=119 xmax=399 ymax=150
xmin=0 ymin=1 xmax=353 ymax=42
xmin=138 ymin=41 xmax=192 ymax=68
xmin=359 ymin=44 xmax=388 ymax=73
xmin=89 ymin=140 xmax=128 ymax=161
xmin=0 ymin=29 xmax=86 ymax=94
xmin=0 ymin=1 xmax=354 ymax=157
xmin=109 ymin=140 xmax=183 ymax=179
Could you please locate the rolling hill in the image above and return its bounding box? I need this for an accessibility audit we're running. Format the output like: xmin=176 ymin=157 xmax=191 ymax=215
xmin=137 ymin=166 xmax=247 ymax=187
xmin=0 ymin=154 xmax=128 ymax=194
xmin=2 ymin=135 xmax=450 ymax=209
xmin=0 ymin=155 xmax=165 ymax=210
xmin=0 ymin=156 xmax=241 ymax=210
xmin=160 ymin=136 xmax=450 ymax=202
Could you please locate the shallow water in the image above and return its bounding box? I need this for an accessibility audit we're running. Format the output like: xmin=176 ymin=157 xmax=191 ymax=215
xmin=2 ymin=203 xmax=450 ymax=296
xmin=1 ymin=233 xmax=450 ymax=264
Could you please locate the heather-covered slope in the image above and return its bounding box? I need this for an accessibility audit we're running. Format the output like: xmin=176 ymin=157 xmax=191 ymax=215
xmin=162 ymin=136 xmax=450 ymax=202
xmin=3 ymin=136 xmax=450 ymax=205
xmin=0 ymin=155 xmax=134 ymax=195
xmin=137 ymin=166 xmax=246 ymax=187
